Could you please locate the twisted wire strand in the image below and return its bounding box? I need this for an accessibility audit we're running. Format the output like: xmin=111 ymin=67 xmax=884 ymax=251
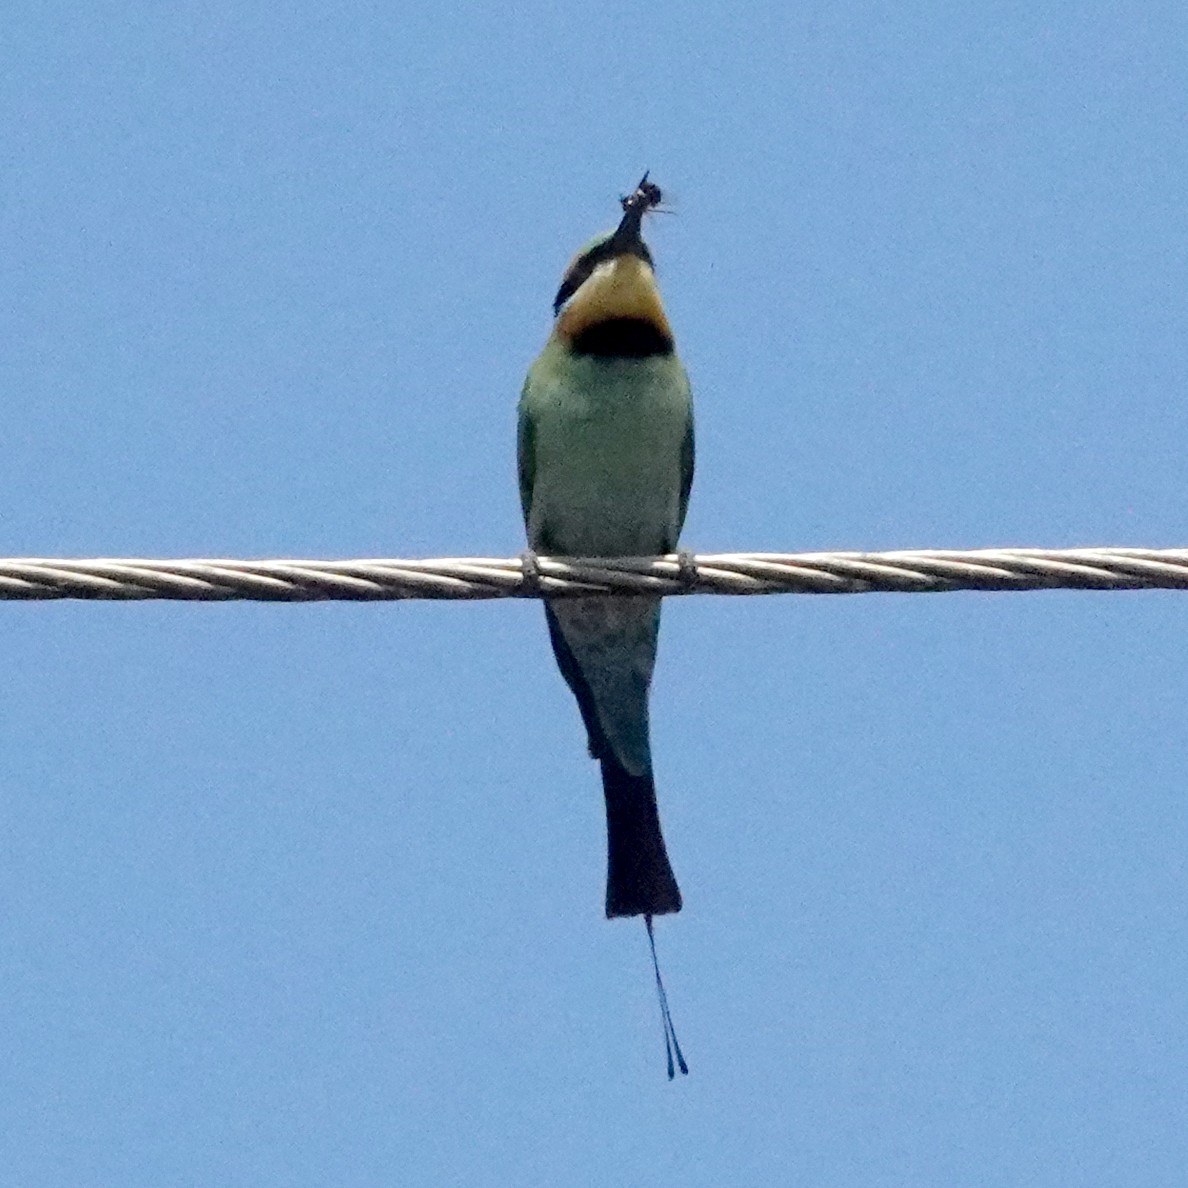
xmin=1 ymin=548 xmax=1187 ymax=601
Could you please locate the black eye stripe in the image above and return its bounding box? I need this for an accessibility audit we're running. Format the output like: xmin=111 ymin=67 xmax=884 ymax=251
xmin=551 ymin=271 xmax=585 ymax=316
xmin=552 ymin=241 xmax=655 ymax=315
xmin=552 ymin=242 xmax=613 ymax=314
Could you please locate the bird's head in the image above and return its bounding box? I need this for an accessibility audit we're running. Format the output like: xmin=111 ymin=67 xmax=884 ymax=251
xmin=551 ymin=174 xmax=674 ymax=357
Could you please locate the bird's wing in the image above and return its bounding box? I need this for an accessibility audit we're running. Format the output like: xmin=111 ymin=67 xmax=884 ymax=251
xmin=676 ymin=408 xmax=695 ymax=542
xmin=516 ymin=389 xmax=536 ymax=525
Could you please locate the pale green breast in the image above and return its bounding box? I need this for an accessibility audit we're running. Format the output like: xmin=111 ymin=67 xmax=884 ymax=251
xmin=519 ymin=344 xmax=693 ymax=557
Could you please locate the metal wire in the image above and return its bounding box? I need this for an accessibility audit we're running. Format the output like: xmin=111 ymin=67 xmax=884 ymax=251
xmin=1 ymin=548 xmax=1187 ymax=601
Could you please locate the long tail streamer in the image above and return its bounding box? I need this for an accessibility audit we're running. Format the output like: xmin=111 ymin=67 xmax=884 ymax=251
xmin=645 ymin=914 xmax=688 ymax=1079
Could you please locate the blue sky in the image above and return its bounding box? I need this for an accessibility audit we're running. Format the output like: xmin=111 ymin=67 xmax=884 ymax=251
xmin=4 ymin=2 xmax=1188 ymax=1184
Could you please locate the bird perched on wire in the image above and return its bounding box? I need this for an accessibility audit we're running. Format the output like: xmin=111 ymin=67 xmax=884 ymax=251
xmin=517 ymin=174 xmax=694 ymax=1077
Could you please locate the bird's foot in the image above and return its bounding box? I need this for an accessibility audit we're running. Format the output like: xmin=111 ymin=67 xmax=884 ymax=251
xmin=519 ymin=549 xmax=542 ymax=596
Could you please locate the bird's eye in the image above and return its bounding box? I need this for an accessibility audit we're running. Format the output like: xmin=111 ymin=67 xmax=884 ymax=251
xmin=553 ymin=272 xmax=581 ymax=315
xmin=552 ymin=242 xmax=617 ymax=314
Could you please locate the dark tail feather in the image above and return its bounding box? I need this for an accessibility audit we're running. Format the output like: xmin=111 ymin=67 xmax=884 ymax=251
xmin=601 ymin=757 xmax=682 ymax=918
xmin=646 ymin=914 xmax=688 ymax=1078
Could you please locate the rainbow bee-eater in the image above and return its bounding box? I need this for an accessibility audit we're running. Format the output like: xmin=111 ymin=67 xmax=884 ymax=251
xmin=517 ymin=175 xmax=693 ymax=1075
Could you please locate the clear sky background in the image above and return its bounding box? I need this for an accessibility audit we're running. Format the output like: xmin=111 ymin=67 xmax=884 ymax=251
xmin=4 ymin=3 xmax=1187 ymax=1184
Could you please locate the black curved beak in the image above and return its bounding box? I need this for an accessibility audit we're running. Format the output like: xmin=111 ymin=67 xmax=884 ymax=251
xmin=610 ymin=172 xmax=658 ymax=253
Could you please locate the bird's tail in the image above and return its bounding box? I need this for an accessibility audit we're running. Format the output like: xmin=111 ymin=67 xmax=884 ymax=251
xmin=601 ymin=757 xmax=682 ymax=918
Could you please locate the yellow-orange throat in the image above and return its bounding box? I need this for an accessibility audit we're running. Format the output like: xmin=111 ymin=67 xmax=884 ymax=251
xmin=555 ymin=255 xmax=672 ymax=345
